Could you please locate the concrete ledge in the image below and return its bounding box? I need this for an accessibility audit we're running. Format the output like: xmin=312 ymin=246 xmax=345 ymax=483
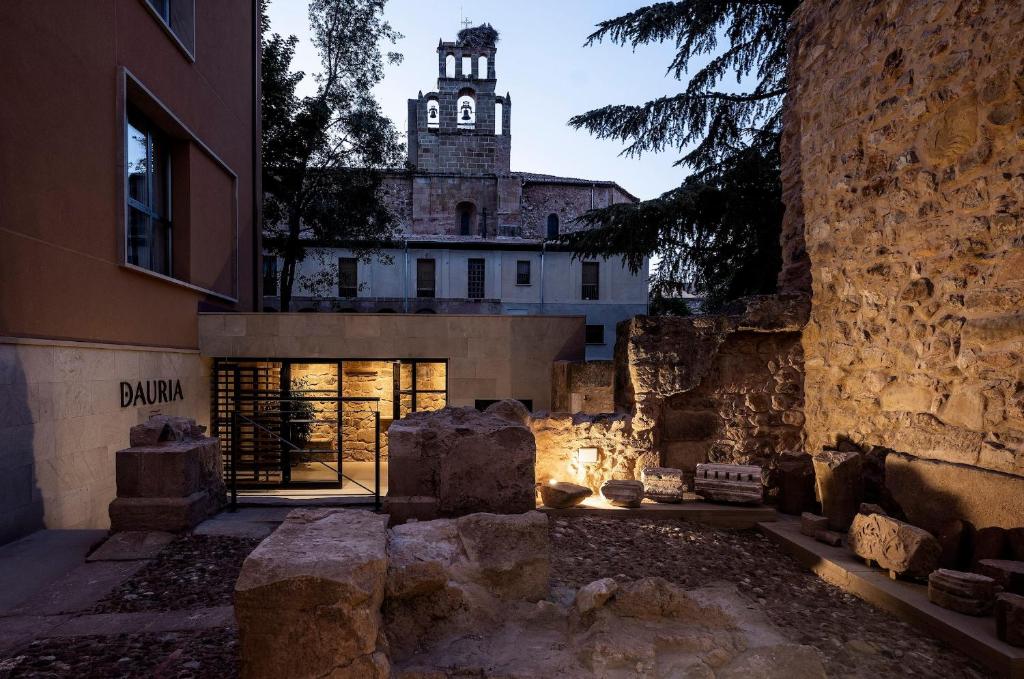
xmin=540 ymin=498 xmax=777 ymax=529
xmin=760 ymin=516 xmax=1024 ymax=678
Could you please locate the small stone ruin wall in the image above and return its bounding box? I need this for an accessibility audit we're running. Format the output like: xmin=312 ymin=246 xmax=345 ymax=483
xmin=787 ymin=0 xmax=1024 ymax=528
xmin=551 ymin=360 xmax=615 ymax=414
xmin=613 ymin=295 xmax=808 ymax=486
xmin=530 ymin=412 xmax=643 ymax=494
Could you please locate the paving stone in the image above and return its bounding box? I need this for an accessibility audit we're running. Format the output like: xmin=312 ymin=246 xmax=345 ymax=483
xmin=87 ymin=532 xmax=175 ymax=562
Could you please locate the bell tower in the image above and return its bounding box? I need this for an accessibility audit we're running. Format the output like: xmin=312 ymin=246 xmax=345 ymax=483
xmin=407 ymin=26 xmax=511 ymax=175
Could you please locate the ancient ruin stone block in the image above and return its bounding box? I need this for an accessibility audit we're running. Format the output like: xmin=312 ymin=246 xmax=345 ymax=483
xmin=847 ymin=513 xmax=941 ymax=579
xmin=777 ymin=453 xmax=816 ymax=515
xmin=858 ymin=503 xmax=887 ymax=516
xmin=800 ymin=512 xmax=829 ymax=537
xmin=600 ymin=479 xmax=644 ymax=508
xmin=388 ymin=406 xmax=535 ymax=517
xmin=574 ymin=578 xmax=618 ymax=615
xmin=812 ymin=451 xmax=863 ymax=530
xmin=976 ymin=559 xmax=1024 ymax=596
xmin=936 ymin=519 xmax=967 ymax=570
xmin=108 ymin=416 xmax=224 ymax=533
xmin=641 ymin=467 xmax=685 ymax=503
xmin=815 ymin=530 xmax=843 ymax=547
xmin=235 ymin=509 xmax=390 ymax=679
xmin=1010 ymin=529 xmax=1024 ymax=561
xmin=971 ymin=526 xmax=1008 ymax=567
xmin=694 ymin=463 xmax=762 ymax=504
xmin=928 ymin=569 xmax=997 ymax=616
xmin=539 ymin=481 xmax=591 ymax=509
xmin=996 ymin=593 xmax=1024 ymax=647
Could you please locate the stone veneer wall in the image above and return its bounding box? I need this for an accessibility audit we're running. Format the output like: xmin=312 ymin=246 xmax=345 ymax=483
xmin=786 ymin=0 xmax=1024 ymax=527
xmin=0 ymin=338 xmax=210 ymax=543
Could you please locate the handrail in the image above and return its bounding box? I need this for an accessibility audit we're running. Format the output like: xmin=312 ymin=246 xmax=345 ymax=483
xmin=231 ymin=410 xmax=378 ymax=500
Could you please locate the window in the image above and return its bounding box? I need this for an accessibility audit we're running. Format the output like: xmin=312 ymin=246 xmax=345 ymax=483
xmin=126 ymin=110 xmax=172 ymax=275
xmin=478 ymin=55 xmax=488 ymax=78
xmin=263 ymin=257 xmax=278 ymax=296
xmin=495 ymin=102 xmax=503 ymax=135
xmin=457 ymin=202 xmax=476 ymax=236
xmin=546 ymin=214 xmax=559 ymax=239
xmin=585 ymin=324 xmax=605 ymax=345
xmin=516 ymin=260 xmax=531 ymax=285
xmin=582 ymin=261 xmax=600 ymax=300
xmin=462 ymin=56 xmax=472 ymax=77
xmin=417 ymin=258 xmax=436 ymax=298
xmin=145 ymin=0 xmax=195 ymax=58
xmin=468 ymin=258 xmax=485 ymax=299
xmin=338 ymin=257 xmax=358 ymax=297
xmin=445 ymin=54 xmax=456 ymax=78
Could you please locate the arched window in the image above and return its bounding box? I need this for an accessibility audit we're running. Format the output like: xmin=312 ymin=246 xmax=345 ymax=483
xmin=494 ymin=102 xmax=503 ymax=135
xmin=462 ymin=56 xmax=472 ymax=77
xmin=457 ymin=88 xmax=475 ymax=129
xmin=426 ymin=99 xmax=439 ymax=129
xmin=415 ymin=308 xmax=437 ymax=314
xmin=445 ymin=54 xmax=455 ymax=78
xmin=457 ymin=201 xmax=476 ymax=236
xmin=478 ymin=55 xmax=488 ymax=78
xmin=546 ymin=214 xmax=559 ymax=239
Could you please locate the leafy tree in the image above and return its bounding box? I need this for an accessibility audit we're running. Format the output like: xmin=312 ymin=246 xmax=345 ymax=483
xmin=564 ymin=0 xmax=799 ymax=310
xmin=261 ymin=0 xmax=405 ymax=311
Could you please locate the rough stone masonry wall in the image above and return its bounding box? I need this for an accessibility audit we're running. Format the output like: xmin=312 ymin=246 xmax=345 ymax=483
xmin=614 ymin=295 xmax=808 ymax=488
xmin=787 ymin=0 xmax=1024 ymax=528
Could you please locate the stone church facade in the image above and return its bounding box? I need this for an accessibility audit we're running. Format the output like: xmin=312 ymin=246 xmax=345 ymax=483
xmin=267 ymin=29 xmax=648 ymax=360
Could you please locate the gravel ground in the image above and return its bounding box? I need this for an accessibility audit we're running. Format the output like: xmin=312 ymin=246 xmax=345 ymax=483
xmin=0 ymin=628 xmax=237 ymax=679
xmin=91 ymin=535 xmax=262 ymax=614
xmin=550 ymin=517 xmax=990 ymax=679
xmin=0 ymin=518 xmax=998 ymax=678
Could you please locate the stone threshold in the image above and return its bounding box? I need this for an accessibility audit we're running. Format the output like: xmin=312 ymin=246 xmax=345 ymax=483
xmin=759 ymin=516 xmax=1024 ymax=679
xmin=540 ymin=499 xmax=777 ymax=529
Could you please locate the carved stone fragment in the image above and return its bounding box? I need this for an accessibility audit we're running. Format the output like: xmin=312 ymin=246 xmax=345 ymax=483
xmin=777 ymin=453 xmax=816 ymax=515
xmin=996 ymin=593 xmax=1024 ymax=647
xmin=539 ymin=481 xmax=592 ymax=509
xmin=847 ymin=512 xmax=941 ymax=579
xmin=800 ymin=512 xmax=829 ymax=537
xmin=927 ymin=569 xmax=997 ymax=615
xmin=971 ymin=526 xmax=1007 ymax=568
xmin=812 ymin=451 xmax=863 ymax=530
xmin=641 ymin=467 xmax=686 ymax=504
xmin=976 ymin=559 xmax=1024 ymax=596
xmin=693 ymin=463 xmax=762 ymax=504
xmin=599 ymin=479 xmax=645 ymax=508
xmin=815 ymin=530 xmax=843 ymax=547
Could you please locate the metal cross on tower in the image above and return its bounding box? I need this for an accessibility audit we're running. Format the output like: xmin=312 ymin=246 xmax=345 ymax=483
xmin=461 ymin=17 xmax=473 ymax=30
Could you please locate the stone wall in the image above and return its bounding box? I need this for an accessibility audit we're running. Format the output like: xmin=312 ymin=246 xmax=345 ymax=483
xmin=0 ymin=337 xmax=210 ymax=544
xmin=530 ymin=412 xmax=639 ymax=494
xmin=614 ymin=295 xmax=808 ymax=484
xmin=786 ymin=0 xmax=1024 ymax=527
xmin=551 ymin=360 xmax=615 ymax=414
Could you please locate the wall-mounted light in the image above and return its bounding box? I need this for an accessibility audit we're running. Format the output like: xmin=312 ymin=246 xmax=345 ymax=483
xmin=577 ymin=447 xmax=598 ymax=465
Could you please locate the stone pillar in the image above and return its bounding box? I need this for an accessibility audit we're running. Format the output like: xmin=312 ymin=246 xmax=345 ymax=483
xmin=108 ymin=415 xmax=225 ymax=532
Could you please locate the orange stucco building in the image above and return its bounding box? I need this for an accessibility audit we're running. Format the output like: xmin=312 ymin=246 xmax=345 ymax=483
xmin=0 ymin=0 xmax=260 ymax=543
